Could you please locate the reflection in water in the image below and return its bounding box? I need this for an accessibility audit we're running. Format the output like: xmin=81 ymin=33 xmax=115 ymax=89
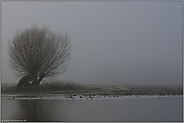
xmin=1 ymin=96 xmax=183 ymax=122
xmin=16 ymin=100 xmax=52 ymax=121
xmin=2 ymin=99 xmax=67 ymax=121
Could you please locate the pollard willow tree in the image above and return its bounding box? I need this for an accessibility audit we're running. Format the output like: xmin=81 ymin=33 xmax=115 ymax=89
xmin=9 ymin=24 xmax=71 ymax=89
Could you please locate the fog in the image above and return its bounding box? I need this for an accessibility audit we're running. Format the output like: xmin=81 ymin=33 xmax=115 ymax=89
xmin=1 ymin=1 xmax=183 ymax=86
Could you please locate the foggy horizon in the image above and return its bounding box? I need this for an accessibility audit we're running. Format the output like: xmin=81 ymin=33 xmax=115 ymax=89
xmin=1 ymin=1 xmax=183 ymax=86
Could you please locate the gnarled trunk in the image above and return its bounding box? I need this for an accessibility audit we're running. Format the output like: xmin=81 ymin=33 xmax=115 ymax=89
xmin=17 ymin=74 xmax=32 ymax=91
xmin=17 ymin=74 xmax=45 ymax=92
xmin=31 ymin=76 xmax=44 ymax=86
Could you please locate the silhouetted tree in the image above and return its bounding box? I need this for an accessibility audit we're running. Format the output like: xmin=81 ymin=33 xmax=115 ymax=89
xmin=9 ymin=24 xmax=71 ymax=89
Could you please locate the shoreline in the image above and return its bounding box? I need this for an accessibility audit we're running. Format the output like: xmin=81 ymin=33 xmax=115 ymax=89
xmin=2 ymin=93 xmax=183 ymax=100
xmin=1 ymin=85 xmax=183 ymax=98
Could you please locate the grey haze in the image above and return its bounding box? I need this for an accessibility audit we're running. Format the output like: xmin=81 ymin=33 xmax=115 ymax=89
xmin=1 ymin=1 xmax=183 ymax=86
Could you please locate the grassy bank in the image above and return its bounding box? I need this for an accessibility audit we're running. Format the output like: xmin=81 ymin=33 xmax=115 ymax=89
xmin=1 ymin=81 xmax=86 ymax=94
xmin=1 ymin=81 xmax=183 ymax=95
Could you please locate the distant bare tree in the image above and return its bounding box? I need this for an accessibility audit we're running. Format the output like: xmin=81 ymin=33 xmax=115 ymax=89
xmin=9 ymin=24 xmax=71 ymax=89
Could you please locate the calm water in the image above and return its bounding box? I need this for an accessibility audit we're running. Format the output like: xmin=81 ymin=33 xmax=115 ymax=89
xmin=1 ymin=95 xmax=183 ymax=122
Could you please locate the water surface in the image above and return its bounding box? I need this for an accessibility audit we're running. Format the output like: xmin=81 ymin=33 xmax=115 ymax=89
xmin=1 ymin=95 xmax=183 ymax=122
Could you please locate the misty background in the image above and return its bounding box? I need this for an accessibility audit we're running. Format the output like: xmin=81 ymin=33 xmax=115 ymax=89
xmin=1 ymin=1 xmax=183 ymax=86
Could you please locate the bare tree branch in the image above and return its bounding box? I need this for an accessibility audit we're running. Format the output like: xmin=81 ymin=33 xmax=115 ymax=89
xmin=9 ymin=24 xmax=71 ymax=87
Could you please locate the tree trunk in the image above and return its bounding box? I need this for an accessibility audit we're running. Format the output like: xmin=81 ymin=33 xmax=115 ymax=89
xmin=17 ymin=74 xmax=32 ymax=91
xmin=17 ymin=74 xmax=44 ymax=92
xmin=32 ymin=76 xmax=38 ymax=86
xmin=31 ymin=76 xmax=44 ymax=86
xmin=37 ymin=76 xmax=44 ymax=85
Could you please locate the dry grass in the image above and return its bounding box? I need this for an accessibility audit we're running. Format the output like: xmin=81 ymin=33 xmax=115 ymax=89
xmin=1 ymin=82 xmax=183 ymax=95
xmin=1 ymin=81 xmax=85 ymax=94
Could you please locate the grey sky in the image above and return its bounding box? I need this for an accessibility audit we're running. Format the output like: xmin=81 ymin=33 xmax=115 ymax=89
xmin=1 ymin=1 xmax=183 ymax=86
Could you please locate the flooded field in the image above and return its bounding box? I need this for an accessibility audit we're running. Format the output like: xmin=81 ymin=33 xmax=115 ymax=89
xmin=1 ymin=95 xmax=183 ymax=122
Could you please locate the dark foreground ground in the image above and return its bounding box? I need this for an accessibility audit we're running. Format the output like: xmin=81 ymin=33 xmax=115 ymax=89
xmin=1 ymin=82 xmax=183 ymax=96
